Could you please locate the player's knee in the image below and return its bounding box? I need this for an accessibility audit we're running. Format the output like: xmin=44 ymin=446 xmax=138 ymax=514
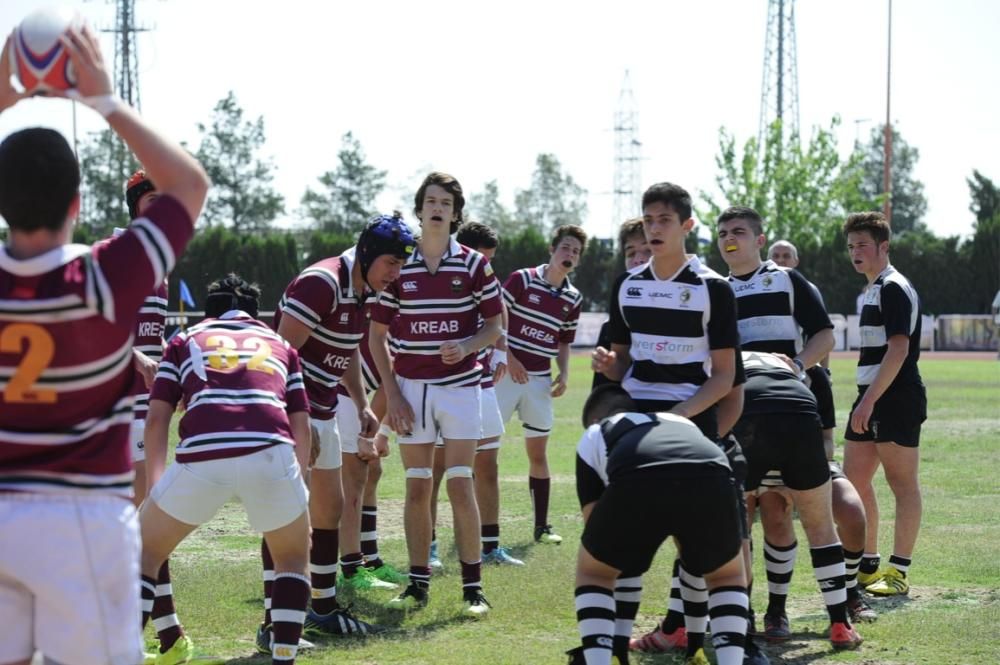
xmin=445 ymin=465 xmax=473 ymax=480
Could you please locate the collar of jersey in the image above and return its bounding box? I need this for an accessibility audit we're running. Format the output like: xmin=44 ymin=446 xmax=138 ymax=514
xmin=413 ymin=237 xmax=462 ymax=264
xmin=0 ymin=243 xmax=90 ymax=276
xmin=536 ymin=264 xmax=571 ymax=292
xmin=339 ymin=246 xmax=369 ymax=300
xmin=646 ymin=253 xmax=700 ymax=282
xmin=874 ymin=263 xmax=896 ymax=283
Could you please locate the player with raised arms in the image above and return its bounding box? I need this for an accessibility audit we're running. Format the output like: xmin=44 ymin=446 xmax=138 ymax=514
xmin=370 ymin=172 xmax=503 ymax=615
xmin=0 ymin=22 xmax=208 ymax=665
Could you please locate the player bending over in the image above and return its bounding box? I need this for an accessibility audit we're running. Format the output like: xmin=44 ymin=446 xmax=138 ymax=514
xmin=568 ymin=385 xmax=749 ymax=665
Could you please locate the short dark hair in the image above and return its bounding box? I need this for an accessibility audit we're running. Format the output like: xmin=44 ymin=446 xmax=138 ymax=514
xmin=843 ymin=211 xmax=891 ymax=244
xmin=0 ymin=128 xmax=80 ymax=232
xmin=551 ymin=224 xmax=588 ymax=251
xmin=205 ymin=273 xmax=261 ymax=318
xmin=456 ymin=220 xmax=499 ymax=250
xmin=641 ymin=182 xmax=692 ymax=221
xmin=581 ymin=384 xmax=637 ymax=428
xmin=617 ymin=217 xmax=645 ymax=251
xmin=717 ymin=206 xmax=764 ymax=236
xmin=414 ymin=171 xmax=465 ymax=234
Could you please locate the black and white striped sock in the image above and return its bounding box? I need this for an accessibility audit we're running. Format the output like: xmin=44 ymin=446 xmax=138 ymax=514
xmin=575 ymin=585 xmax=615 ymax=665
xmin=662 ymin=558 xmax=685 ymax=633
xmin=811 ymin=543 xmax=848 ymax=624
xmin=764 ymin=539 xmax=797 ymax=616
xmin=680 ymin=566 xmax=708 ymax=656
xmin=708 ymin=585 xmax=748 ymax=665
xmin=843 ymin=547 xmax=863 ymax=597
xmin=613 ymin=575 xmax=642 ymax=655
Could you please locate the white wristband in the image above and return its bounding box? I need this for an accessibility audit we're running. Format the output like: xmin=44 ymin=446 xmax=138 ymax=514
xmin=490 ymin=350 xmax=507 ymax=370
xmin=378 ymin=423 xmax=392 ymax=437
xmin=68 ymin=91 xmax=125 ymax=118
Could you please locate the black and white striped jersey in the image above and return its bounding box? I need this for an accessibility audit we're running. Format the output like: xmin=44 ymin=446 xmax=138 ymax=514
xmin=575 ymin=411 xmax=731 ymax=507
xmin=728 ymin=260 xmax=832 ymax=357
xmin=856 ymin=265 xmax=922 ymax=388
xmin=608 ymin=256 xmax=738 ymax=402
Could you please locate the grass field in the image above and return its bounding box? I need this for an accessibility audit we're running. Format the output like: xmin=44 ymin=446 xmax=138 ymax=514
xmin=157 ymin=355 xmax=1000 ymax=664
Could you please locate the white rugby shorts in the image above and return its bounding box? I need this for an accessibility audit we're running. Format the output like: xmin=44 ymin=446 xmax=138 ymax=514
xmin=495 ymin=372 xmax=554 ymax=435
xmin=150 ymin=445 xmax=308 ymax=533
xmin=478 ymin=386 xmax=505 ymax=449
xmin=336 ymin=392 xmax=364 ymax=455
xmin=396 ymin=377 xmax=482 ymax=444
xmin=311 ymin=416 xmax=343 ymax=470
xmin=0 ymin=493 xmax=143 ymax=665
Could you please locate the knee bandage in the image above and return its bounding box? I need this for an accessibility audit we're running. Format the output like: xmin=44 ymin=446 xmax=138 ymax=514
xmin=445 ymin=465 xmax=474 ymax=479
xmin=405 ymin=467 xmax=433 ymax=479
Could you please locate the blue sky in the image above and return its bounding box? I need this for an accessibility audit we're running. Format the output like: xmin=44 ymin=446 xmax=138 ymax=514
xmin=2 ymin=0 xmax=996 ymax=241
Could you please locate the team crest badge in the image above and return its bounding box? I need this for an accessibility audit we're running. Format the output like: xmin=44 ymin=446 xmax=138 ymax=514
xmin=484 ymin=263 xmax=494 ymax=276
xmin=762 ymin=274 xmax=773 ymax=288
xmin=680 ymin=288 xmax=691 ymax=304
xmin=562 ymin=304 xmax=571 ymax=315
xmin=451 ymin=276 xmax=464 ymax=293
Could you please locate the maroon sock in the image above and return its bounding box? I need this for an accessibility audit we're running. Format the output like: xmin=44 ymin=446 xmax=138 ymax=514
xmin=409 ymin=565 xmax=431 ymax=591
xmin=310 ymin=528 xmax=340 ymax=615
xmin=140 ymin=574 xmax=156 ymax=629
xmin=262 ymin=538 xmax=274 ymax=625
xmin=271 ymin=572 xmax=310 ymax=663
xmin=529 ymin=476 xmax=551 ymax=528
xmin=482 ymin=524 xmax=500 ymax=555
xmin=360 ymin=505 xmax=383 ymax=568
xmin=461 ymin=559 xmax=482 ymax=593
xmin=151 ymin=559 xmax=183 ymax=652
xmin=340 ymin=552 xmax=364 ymax=578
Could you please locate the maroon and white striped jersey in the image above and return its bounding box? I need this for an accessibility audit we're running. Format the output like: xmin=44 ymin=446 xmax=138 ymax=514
xmin=336 ymin=301 xmax=381 ymax=399
xmin=150 ymin=312 xmax=308 ymax=464
xmin=273 ymin=248 xmax=372 ymax=420
xmin=502 ymin=265 xmax=582 ymax=375
xmin=130 ymin=281 xmax=168 ymax=421
xmin=0 ymin=195 xmax=193 ymax=495
xmin=372 ymin=238 xmax=502 ymax=387
xmin=97 ymin=234 xmax=168 ymax=422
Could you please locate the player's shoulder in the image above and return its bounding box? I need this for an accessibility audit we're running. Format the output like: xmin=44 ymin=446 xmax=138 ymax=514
xmin=298 ymin=256 xmax=345 ymax=289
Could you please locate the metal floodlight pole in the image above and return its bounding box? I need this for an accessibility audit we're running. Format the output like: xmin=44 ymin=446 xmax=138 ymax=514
xmin=882 ymin=0 xmax=893 ymax=223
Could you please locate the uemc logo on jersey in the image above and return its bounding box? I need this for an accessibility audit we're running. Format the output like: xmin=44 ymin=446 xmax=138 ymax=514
xmin=519 ymin=324 xmax=555 ymax=345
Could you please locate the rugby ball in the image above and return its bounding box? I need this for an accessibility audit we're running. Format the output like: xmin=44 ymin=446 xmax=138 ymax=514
xmin=10 ymin=7 xmax=82 ymax=95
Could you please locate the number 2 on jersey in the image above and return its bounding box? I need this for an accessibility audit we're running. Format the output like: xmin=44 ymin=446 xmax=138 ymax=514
xmin=1 ymin=323 xmax=57 ymax=404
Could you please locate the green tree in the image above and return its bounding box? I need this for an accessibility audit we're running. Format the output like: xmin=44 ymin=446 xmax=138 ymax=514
xmin=195 ymin=91 xmax=284 ymax=232
xmin=964 ymin=170 xmax=1000 ymax=312
xmin=573 ymin=238 xmax=618 ymax=311
xmin=700 ymin=119 xmax=870 ymax=264
xmin=514 ymin=154 xmax=588 ymax=234
xmin=300 ymin=132 xmax=387 ymax=234
xmin=489 ymin=226 xmax=550 ymax=284
xmin=467 ymin=180 xmax=517 ymax=235
xmin=856 ymin=124 xmax=927 ymax=233
xmin=77 ymin=129 xmax=138 ymax=239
